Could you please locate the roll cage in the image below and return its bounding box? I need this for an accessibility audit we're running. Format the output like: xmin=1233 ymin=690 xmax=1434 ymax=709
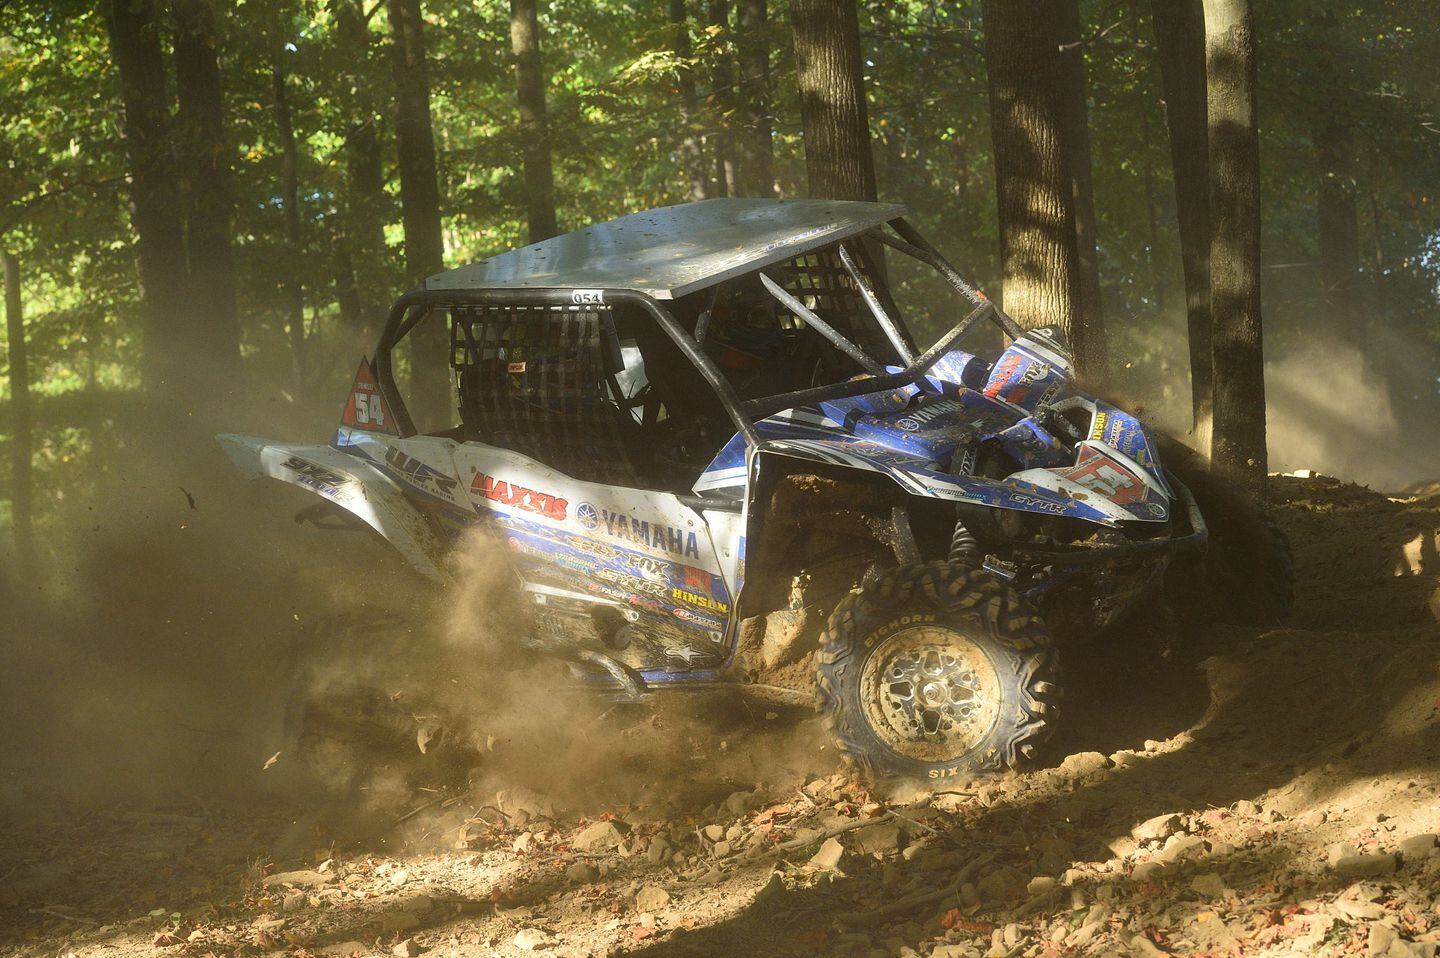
xmin=370 ymin=217 xmax=1026 ymax=451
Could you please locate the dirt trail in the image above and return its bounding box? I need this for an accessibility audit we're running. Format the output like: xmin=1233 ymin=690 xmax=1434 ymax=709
xmin=3 ymin=476 xmax=1439 ymax=958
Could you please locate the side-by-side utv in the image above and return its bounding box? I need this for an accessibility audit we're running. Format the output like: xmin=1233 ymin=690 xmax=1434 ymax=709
xmin=220 ymin=199 xmax=1291 ymax=780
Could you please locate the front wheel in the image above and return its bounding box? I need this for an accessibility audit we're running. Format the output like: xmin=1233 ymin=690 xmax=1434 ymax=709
xmin=817 ymin=562 xmax=1059 ymax=781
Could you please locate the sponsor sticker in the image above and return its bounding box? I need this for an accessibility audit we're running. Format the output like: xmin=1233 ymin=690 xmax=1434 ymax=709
xmin=283 ymin=455 xmax=353 ymax=501
xmin=594 ymin=506 xmax=701 ymax=559
xmin=671 ymin=586 xmax=730 ymax=614
xmin=383 ymin=447 xmax=460 ymax=500
xmin=339 ymin=357 xmax=400 ymax=435
xmin=470 ymin=472 xmax=568 ymax=520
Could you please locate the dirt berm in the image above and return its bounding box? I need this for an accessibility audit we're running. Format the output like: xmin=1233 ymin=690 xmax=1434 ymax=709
xmin=3 ymin=474 xmax=1439 ymax=958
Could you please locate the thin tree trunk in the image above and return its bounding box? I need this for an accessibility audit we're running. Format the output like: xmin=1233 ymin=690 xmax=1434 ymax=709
xmin=3 ymin=251 xmax=34 ymax=578
xmin=510 ymin=0 xmax=558 ymax=242
xmin=670 ymin=0 xmax=709 ymax=201
xmin=734 ymin=0 xmax=774 ymax=197
xmin=272 ymin=57 xmax=307 ymax=388
xmin=1204 ymin=0 xmax=1266 ymax=487
xmin=336 ymin=0 xmax=389 ymax=332
xmin=1056 ymin=0 xmax=1106 ymax=384
xmin=1367 ymin=181 xmax=1388 ymax=336
xmin=1315 ymin=119 xmax=1363 ymax=350
xmin=173 ymin=0 xmax=241 ymax=387
xmin=981 ymin=0 xmax=1080 ymax=342
xmin=1143 ymin=161 xmax=1166 ymax=314
xmin=1152 ymin=0 xmax=1213 ymax=442
xmin=388 ymin=0 xmax=449 ymax=422
xmin=790 ymin=0 xmax=876 ymax=202
xmin=707 ymin=0 xmax=737 ymax=197
xmin=103 ymin=0 xmax=190 ymax=398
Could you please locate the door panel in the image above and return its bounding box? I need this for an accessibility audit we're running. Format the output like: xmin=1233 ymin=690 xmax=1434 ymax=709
xmin=450 ymin=442 xmax=736 ymax=675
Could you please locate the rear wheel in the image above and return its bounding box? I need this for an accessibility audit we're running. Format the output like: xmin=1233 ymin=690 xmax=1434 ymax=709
xmin=817 ymin=562 xmax=1058 ymax=781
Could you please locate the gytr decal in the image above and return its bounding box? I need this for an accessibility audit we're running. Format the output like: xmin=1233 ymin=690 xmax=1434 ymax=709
xmin=384 ymin=447 xmax=459 ymax=499
xmin=598 ymin=507 xmax=701 ymax=559
xmin=1007 ymin=492 xmax=1067 ymax=514
xmin=470 ymin=472 xmax=568 ymax=520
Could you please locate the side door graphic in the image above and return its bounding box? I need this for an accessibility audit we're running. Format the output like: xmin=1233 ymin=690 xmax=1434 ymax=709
xmin=451 ymin=443 xmax=735 ymax=677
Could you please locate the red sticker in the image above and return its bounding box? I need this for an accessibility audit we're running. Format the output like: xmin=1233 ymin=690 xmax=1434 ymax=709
xmin=339 ymin=357 xmax=400 ymax=435
xmin=507 ymin=361 xmax=527 ymax=373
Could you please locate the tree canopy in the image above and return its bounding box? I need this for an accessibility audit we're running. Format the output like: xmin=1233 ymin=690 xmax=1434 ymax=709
xmin=3 ymin=0 xmax=1439 ymax=546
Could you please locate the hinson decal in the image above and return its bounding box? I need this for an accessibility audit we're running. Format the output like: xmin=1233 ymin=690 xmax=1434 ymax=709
xmin=470 ymin=472 xmax=568 ymax=520
xmin=671 ymin=586 xmax=729 ymax=614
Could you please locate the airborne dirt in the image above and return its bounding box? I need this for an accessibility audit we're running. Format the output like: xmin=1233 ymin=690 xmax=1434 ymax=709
xmin=3 ymin=475 xmax=1440 ymax=958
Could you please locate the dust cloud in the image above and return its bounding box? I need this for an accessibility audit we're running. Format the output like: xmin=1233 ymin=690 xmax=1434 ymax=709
xmin=0 ymin=427 xmax=825 ymax=838
xmin=0 ymin=438 xmax=407 ymax=810
xmin=1266 ymin=338 xmax=1440 ymax=492
xmin=1111 ymin=314 xmax=1440 ymax=492
xmin=280 ymin=521 xmax=830 ymax=830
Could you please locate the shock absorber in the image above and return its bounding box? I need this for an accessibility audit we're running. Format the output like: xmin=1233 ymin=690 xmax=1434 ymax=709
xmin=949 ymin=512 xmax=980 ymax=565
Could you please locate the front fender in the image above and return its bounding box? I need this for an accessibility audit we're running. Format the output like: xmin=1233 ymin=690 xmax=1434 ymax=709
xmin=216 ymin=434 xmax=450 ymax=581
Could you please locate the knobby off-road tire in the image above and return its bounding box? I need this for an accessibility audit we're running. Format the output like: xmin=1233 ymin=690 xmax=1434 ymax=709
xmin=817 ymin=562 xmax=1059 ymax=781
xmin=1162 ymin=441 xmax=1296 ymax=627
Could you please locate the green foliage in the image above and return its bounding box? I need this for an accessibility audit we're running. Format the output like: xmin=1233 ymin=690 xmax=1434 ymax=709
xmin=2 ymin=0 xmax=1439 ymax=544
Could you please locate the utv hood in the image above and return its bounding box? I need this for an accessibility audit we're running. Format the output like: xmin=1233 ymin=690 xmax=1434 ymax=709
xmin=693 ymin=384 xmax=1171 ymax=527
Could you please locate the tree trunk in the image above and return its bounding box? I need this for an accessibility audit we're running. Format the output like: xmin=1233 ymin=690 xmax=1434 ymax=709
xmin=670 ymin=0 xmax=709 ymax=201
xmin=1366 ymin=181 xmax=1388 ymax=336
xmin=510 ymin=0 xmax=558 ymax=242
xmin=707 ymin=0 xmax=737 ymax=197
xmin=790 ymin=0 xmax=876 ymax=202
xmin=1315 ymin=119 xmax=1363 ymax=350
xmin=272 ymin=57 xmax=307 ymax=388
xmin=336 ymin=0 xmax=389 ymax=332
xmin=734 ymin=0 xmax=775 ymax=197
xmin=1152 ymin=0 xmax=1213 ymax=441
xmin=103 ymin=0 xmax=190 ymax=398
xmin=3 ymin=251 xmax=34 ymax=578
xmin=173 ymin=0 xmax=241 ymax=387
xmin=981 ymin=0 xmax=1080 ymax=342
xmin=388 ymin=0 xmax=450 ymax=422
xmin=1203 ymin=0 xmax=1266 ymax=487
xmin=1143 ymin=160 xmax=1166 ymax=314
xmin=1056 ymin=0 xmax=1106 ymax=384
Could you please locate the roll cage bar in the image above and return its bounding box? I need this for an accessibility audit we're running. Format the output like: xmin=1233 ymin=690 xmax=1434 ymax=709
xmin=371 ymin=217 xmax=1025 ymax=449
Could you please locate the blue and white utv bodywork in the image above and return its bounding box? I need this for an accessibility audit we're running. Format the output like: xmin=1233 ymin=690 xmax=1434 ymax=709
xmin=221 ymin=199 xmax=1206 ymax=707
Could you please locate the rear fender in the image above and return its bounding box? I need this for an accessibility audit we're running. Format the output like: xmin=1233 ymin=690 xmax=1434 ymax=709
xmin=216 ymin=434 xmax=449 ymax=581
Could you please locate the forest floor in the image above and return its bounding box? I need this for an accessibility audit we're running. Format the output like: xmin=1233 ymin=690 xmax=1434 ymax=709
xmin=3 ymin=474 xmax=1440 ymax=958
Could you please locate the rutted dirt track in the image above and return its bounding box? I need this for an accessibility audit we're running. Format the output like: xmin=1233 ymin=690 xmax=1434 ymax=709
xmin=3 ymin=475 xmax=1440 ymax=958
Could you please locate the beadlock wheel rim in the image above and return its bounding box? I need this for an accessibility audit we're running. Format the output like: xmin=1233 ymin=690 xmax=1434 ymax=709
xmin=858 ymin=624 xmax=1002 ymax=762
